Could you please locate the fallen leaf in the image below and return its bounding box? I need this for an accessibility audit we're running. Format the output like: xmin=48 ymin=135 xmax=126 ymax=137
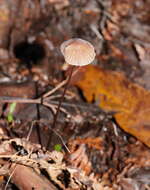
xmin=71 ymin=65 xmax=150 ymax=147
xmin=69 ymin=137 xmax=103 ymax=151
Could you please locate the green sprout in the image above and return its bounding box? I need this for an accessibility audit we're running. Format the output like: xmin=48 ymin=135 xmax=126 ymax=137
xmin=7 ymin=102 xmax=17 ymax=123
xmin=54 ymin=144 xmax=62 ymax=152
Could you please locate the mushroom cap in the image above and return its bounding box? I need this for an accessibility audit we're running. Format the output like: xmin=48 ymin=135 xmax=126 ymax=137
xmin=60 ymin=38 xmax=96 ymax=66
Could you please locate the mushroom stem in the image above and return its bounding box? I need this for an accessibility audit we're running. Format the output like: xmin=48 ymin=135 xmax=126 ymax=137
xmin=46 ymin=65 xmax=74 ymax=150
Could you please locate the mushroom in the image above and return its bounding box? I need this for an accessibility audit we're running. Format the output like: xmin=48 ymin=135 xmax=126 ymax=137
xmin=60 ymin=38 xmax=95 ymax=66
xmin=47 ymin=38 xmax=95 ymax=150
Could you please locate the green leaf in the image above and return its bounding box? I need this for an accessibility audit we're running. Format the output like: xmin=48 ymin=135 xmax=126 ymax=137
xmin=54 ymin=144 xmax=62 ymax=152
xmin=7 ymin=102 xmax=17 ymax=123
xmin=9 ymin=102 xmax=17 ymax=113
xmin=7 ymin=113 xmax=14 ymax=123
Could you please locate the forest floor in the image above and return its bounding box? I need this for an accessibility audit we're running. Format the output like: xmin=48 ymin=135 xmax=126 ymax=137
xmin=0 ymin=0 xmax=150 ymax=189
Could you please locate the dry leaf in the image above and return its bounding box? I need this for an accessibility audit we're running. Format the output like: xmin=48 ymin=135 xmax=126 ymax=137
xmin=71 ymin=65 xmax=150 ymax=147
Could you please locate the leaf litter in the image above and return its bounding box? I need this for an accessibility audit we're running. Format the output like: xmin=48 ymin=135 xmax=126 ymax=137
xmin=0 ymin=0 xmax=150 ymax=189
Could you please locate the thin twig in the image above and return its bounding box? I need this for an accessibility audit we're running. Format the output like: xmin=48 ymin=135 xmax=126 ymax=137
xmin=43 ymin=79 xmax=67 ymax=98
xmin=90 ymin=24 xmax=103 ymax=40
xmin=0 ymin=97 xmax=40 ymax=104
xmin=26 ymin=121 xmax=37 ymax=141
xmin=4 ymin=165 xmax=17 ymax=190
xmin=43 ymin=66 xmax=80 ymax=98
xmin=51 ymin=129 xmax=71 ymax=153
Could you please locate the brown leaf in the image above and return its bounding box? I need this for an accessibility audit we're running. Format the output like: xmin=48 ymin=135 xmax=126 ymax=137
xmin=71 ymin=65 xmax=150 ymax=147
xmin=10 ymin=164 xmax=56 ymax=190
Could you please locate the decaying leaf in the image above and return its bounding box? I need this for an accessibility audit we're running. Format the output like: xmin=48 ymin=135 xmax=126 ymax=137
xmin=71 ymin=65 xmax=150 ymax=147
xmin=0 ymin=137 xmax=111 ymax=190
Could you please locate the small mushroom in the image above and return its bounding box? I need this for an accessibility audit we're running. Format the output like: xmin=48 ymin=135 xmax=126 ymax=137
xmin=47 ymin=38 xmax=96 ymax=150
xmin=60 ymin=38 xmax=96 ymax=66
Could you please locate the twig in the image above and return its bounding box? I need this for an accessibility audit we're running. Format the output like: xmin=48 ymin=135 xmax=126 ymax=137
xmin=90 ymin=24 xmax=103 ymax=40
xmin=4 ymin=165 xmax=17 ymax=190
xmin=42 ymin=66 xmax=80 ymax=99
xmin=0 ymin=97 xmax=40 ymax=104
xmin=43 ymin=79 xmax=67 ymax=98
